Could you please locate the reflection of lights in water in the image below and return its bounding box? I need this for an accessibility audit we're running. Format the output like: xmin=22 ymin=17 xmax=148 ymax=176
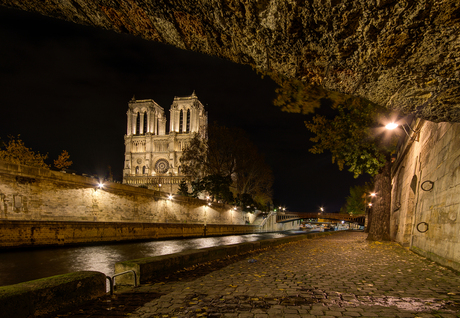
xmin=71 ymin=247 xmax=121 ymax=277
xmin=153 ymin=242 xmax=185 ymax=256
xmin=0 ymin=232 xmax=296 ymax=286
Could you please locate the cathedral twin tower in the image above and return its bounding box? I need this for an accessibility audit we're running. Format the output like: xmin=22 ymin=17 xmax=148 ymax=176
xmin=123 ymin=92 xmax=207 ymax=191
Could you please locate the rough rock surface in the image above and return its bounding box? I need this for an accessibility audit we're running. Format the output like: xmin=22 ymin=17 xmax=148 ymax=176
xmin=1 ymin=0 xmax=459 ymax=122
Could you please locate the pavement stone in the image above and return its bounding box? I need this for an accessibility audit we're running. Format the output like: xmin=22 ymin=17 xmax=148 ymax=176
xmin=48 ymin=231 xmax=460 ymax=317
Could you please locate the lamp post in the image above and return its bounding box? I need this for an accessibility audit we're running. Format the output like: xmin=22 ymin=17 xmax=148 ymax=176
xmin=365 ymin=193 xmax=375 ymax=233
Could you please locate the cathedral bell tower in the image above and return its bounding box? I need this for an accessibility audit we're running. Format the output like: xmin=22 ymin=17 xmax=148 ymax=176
xmin=122 ymin=92 xmax=208 ymax=193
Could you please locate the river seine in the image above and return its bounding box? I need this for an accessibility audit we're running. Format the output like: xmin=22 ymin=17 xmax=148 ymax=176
xmin=0 ymin=231 xmax=302 ymax=286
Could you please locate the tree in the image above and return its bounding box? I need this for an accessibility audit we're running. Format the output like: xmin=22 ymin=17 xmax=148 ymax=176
xmin=180 ymin=133 xmax=207 ymax=180
xmin=54 ymin=150 xmax=73 ymax=170
xmin=272 ymin=87 xmax=396 ymax=240
xmin=195 ymin=174 xmax=234 ymax=203
xmin=180 ymin=123 xmax=273 ymax=208
xmin=177 ymin=179 xmax=190 ymax=196
xmin=270 ymin=75 xmax=398 ymax=240
xmin=233 ymin=142 xmax=273 ymax=209
xmin=342 ymin=185 xmax=370 ymax=216
xmin=305 ymin=98 xmax=394 ymax=178
xmin=0 ymin=135 xmax=49 ymax=168
xmin=262 ymin=71 xmax=349 ymax=115
xmin=303 ymin=97 xmax=396 ymax=241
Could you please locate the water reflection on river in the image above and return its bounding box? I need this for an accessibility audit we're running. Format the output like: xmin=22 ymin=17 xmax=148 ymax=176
xmin=0 ymin=232 xmax=298 ymax=286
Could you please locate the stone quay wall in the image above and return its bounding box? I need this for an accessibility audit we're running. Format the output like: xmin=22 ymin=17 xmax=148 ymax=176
xmin=0 ymin=220 xmax=258 ymax=248
xmin=390 ymin=121 xmax=460 ymax=271
xmin=0 ymin=160 xmax=258 ymax=247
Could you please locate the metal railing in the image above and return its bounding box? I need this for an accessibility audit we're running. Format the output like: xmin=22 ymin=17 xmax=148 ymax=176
xmin=106 ymin=270 xmax=138 ymax=295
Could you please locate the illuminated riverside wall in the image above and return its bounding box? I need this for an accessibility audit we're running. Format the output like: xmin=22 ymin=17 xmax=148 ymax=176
xmin=390 ymin=121 xmax=460 ymax=271
xmin=0 ymin=160 xmax=258 ymax=247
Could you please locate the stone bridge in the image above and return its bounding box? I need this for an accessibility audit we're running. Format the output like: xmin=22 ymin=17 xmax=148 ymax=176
xmin=277 ymin=212 xmax=366 ymax=225
xmin=1 ymin=0 xmax=459 ymax=122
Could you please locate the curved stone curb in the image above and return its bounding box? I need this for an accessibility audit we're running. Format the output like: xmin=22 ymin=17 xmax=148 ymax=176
xmin=0 ymin=271 xmax=106 ymax=318
xmin=114 ymin=230 xmax=339 ymax=285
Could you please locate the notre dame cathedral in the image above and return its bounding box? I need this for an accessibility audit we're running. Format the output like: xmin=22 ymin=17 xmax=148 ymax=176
xmin=122 ymin=92 xmax=208 ymax=192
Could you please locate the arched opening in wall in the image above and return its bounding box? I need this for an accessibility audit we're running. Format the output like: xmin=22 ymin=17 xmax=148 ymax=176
xmin=135 ymin=166 xmax=139 ymax=175
xmin=143 ymin=112 xmax=148 ymax=134
xmin=179 ymin=110 xmax=183 ymax=133
xmin=186 ymin=109 xmax=190 ymax=132
xmin=404 ymin=173 xmax=418 ymax=246
xmin=390 ymin=166 xmax=405 ymax=241
xmin=410 ymin=175 xmax=418 ymax=194
xmin=136 ymin=113 xmax=140 ymax=135
xmin=142 ymin=166 xmax=146 ymax=174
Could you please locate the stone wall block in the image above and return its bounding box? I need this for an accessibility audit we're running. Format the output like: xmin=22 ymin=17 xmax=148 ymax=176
xmin=392 ymin=122 xmax=460 ymax=271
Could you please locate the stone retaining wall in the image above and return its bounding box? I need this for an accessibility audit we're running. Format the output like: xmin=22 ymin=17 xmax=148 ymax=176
xmin=0 ymin=220 xmax=259 ymax=248
xmin=0 ymin=160 xmax=255 ymax=225
xmin=391 ymin=121 xmax=460 ymax=272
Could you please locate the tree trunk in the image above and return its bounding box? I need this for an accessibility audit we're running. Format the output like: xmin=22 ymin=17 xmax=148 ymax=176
xmin=365 ymin=206 xmax=372 ymax=233
xmin=367 ymin=161 xmax=392 ymax=241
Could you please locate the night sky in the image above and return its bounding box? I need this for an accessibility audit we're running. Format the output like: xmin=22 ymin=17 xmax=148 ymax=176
xmin=0 ymin=6 xmax=369 ymax=212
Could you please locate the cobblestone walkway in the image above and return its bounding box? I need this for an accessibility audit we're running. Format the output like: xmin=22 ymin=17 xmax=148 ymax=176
xmin=121 ymin=232 xmax=460 ymax=318
xmin=62 ymin=231 xmax=459 ymax=318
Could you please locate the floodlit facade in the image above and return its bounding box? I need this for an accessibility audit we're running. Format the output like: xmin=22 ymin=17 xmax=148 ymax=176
xmin=123 ymin=92 xmax=207 ymax=191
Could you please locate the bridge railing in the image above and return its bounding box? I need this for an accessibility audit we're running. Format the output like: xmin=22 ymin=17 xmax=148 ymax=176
xmin=276 ymin=212 xmax=366 ymax=225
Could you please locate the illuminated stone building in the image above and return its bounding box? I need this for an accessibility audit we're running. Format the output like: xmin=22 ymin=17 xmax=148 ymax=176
xmin=123 ymin=92 xmax=207 ymax=192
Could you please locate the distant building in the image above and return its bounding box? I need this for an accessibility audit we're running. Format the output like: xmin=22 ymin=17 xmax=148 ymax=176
xmin=122 ymin=92 xmax=207 ymax=192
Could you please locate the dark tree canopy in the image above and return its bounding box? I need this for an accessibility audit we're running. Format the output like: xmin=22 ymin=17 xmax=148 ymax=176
xmin=305 ymin=97 xmax=397 ymax=178
xmin=180 ymin=123 xmax=273 ymax=209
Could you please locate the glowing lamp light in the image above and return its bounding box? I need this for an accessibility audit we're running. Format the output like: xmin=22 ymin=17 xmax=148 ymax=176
xmin=385 ymin=123 xmax=398 ymax=130
xmin=370 ymin=192 xmax=376 ymax=197
xmin=208 ymin=202 xmax=211 ymax=206
xmin=168 ymin=194 xmax=173 ymax=200
xmin=368 ymin=203 xmax=373 ymax=207
xmin=98 ymin=183 xmax=104 ymax=189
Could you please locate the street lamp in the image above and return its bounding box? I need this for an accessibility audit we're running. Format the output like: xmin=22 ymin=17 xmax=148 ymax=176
xmin=385 ymin=121 xmax=417 ymax=140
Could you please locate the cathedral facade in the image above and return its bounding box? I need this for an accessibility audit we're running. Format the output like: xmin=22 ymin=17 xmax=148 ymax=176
xmin=122 ymin=92 xmax=207 ymax=191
